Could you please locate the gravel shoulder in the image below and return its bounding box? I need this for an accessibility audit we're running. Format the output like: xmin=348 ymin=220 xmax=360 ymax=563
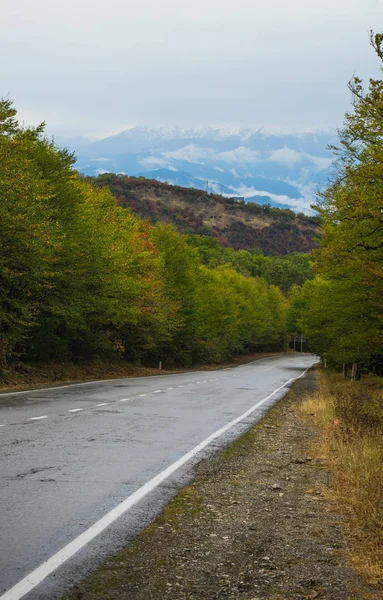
xmin=67 ymin=371 xmax=380 ymax=600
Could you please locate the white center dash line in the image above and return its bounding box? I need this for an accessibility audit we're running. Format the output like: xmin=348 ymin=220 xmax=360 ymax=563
xmin=152 ymin=390 xmax=162 ymax=393
xmin=167 ymin=387 xmax=174 ymax=390
xmin=29 ymin=416 xmax=48 ymax=421
xmin=96 ymin=403 xmax=108 ymax=407
xmin=68 ymin=408 xmax=83 ymax=413
xmin=119 ymin=398 xmax=130 ymax=402
xmin=139 ymin=394 xmax=147 ymax=397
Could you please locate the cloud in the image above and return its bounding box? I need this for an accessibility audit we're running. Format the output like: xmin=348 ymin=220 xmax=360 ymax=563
xmin=4 ymin=0 xmax=381 ymax=136
xmin=163 ymin=145 xmax=215 ymax=164
xmin=154 ymin=143 xmax=330 ymax=172
xmin=139 ymin=156 xmax=171 ymax=169
xmin=284 ymin=177 xmax=321 ymax=210
xmin=307 ymin=155 xmax=332 ymax=170
xmin=160 ymin=145 xmax=262 ymax=165
xmin=230 ymin=184 xmax=315 ymax=214
xmin=217 ymin=147 xmax=261 ymax=163
xmin=267 ymin=145 xmax=332 ymax=170
xmin=267 ymin=147 xmax=303 ymax=167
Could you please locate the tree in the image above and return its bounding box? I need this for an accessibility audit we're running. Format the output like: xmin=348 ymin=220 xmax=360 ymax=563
xmin=297 ymin=32 xmax=383 ymax=376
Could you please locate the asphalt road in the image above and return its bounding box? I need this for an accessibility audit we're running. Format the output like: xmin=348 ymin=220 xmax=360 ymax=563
xmin=0 ymin=353 xmax=317 ymax=599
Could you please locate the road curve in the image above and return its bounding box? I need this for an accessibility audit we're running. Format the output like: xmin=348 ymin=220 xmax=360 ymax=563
xmin=0 ymin=353 xmax=317 ymax=599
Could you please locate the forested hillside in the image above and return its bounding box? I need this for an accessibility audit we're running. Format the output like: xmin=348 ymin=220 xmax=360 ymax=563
xmin=287 ymin=33 xmax=383 ymax=378
xmin=90 ymin=174 xmax=320 ymax=256
xmin=1 ymin=99 xmax=310 ymax=370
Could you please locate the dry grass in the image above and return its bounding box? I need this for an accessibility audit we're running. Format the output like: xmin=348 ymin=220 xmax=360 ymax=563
xmin=298 ymin=370 xmax=383 ymax=586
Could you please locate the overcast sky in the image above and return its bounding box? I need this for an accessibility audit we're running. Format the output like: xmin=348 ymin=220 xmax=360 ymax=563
xmin=2 ymin=0 xmax=383 ymax=138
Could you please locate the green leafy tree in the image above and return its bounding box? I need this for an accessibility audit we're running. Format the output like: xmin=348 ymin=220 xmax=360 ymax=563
xmin=295 ymin=33 xmax=383 ymax=377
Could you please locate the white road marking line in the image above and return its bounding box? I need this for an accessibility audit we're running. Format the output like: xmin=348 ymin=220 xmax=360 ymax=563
xmin=96 ymin=403 xmax=108 ymax=407
xmin=0 ymin=424 xmax=5 ymax=427
xmin=178 ymin=385 xmax=184 ymax=388
xmin=0 ymin=365 xmax=313 ymax=600
xmin=28 ymin=416 xmax=48 ymax=421
xmin=139 ymin=394 xmax=147 ymax=397
xmin=167 ymin=387 xmax=174 ymax=390
xmin=68 ymin=408 xmax=83 ymax=413
xmin=119 ymin=398 xmax=129 ymax=402
xmin=152 ymin=390 xmax=162 ymax=393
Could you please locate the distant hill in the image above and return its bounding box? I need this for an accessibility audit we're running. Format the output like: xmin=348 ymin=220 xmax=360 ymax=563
xmin=72 ymin=125 xmax=335 ymax=214
xmin=92 ymin=173 xmax=320 ymax=256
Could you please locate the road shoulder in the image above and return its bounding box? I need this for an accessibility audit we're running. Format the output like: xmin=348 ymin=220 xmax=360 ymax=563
xmin=0 ymin=353 xmax=279 ymax=395
xmin=67 ymin=372 xmax=379 ymax=600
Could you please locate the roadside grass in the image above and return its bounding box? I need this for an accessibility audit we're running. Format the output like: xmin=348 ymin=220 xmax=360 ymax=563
xmin=143 ymin=485 xmax=204 ymax=536
xmin=298 ymin=371 xmax=383 ymax=586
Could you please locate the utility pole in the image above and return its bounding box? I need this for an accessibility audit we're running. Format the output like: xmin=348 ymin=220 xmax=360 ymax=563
xmin=206 ymin=180 xmax=209 ymax=194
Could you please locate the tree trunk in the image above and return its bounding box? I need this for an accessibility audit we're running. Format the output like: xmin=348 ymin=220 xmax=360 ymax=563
xmin=351 ymin=360 xmax=361 ymax=381
xmin=342 ymin=362 xmax=348 ymax=378
xmin=0 ymin=338 xmax=8 ymax=367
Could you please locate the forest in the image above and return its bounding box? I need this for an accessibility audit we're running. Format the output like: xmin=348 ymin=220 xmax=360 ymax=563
xmin=1 ymin=98 xmax=310 ymax=369
xmin=2 ymin=35 xmax=382 ymax=376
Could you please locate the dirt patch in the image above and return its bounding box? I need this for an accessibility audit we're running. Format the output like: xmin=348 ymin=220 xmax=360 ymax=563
xmin=0 ymin=353 xmax=279 ymax=394
xmin=67 ymin=372 xmax=380 ymax=600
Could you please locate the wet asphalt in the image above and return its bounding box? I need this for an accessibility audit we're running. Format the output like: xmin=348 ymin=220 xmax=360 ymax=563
xmin=0 ymin=353 xmax=317 ymax=599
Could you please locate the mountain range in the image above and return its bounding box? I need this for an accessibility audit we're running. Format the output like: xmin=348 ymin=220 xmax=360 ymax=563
xmin=61 ymin=126 xmax=336 ymax=213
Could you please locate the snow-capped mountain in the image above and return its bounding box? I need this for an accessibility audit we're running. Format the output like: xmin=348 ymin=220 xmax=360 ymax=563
xmin=71 ymin=126 xmax=336 ymax=213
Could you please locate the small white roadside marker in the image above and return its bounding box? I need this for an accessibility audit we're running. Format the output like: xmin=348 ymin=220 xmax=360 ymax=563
xmin=96 ymin=403 xmax=108 ymax=407
xmin=68 ymin=408 xmax=83 ymax=413
xmin=29 ymin=416 xmax=48 ymax=421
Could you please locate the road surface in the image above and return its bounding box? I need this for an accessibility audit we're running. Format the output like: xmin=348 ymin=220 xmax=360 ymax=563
xmin=0 ymin=353 xmax=317 ymax=599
